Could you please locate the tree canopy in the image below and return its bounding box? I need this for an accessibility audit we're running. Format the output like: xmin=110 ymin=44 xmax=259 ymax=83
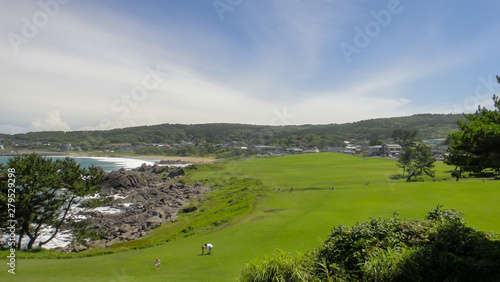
xmin=446 ymin=92 xmax=500 ymax=180
xmin=1 ymin=114 xmax=462 ymax=152
xmin=392 ymin=128 xmax=419 ymax=148
xmin=0 ymin=154 xmax=103 ymax=249
xmin=398 ymin=143 xmax=436 ymax=182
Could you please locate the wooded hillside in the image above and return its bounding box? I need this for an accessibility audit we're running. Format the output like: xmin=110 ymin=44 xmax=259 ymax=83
xmin=0 ymin=114 xmax=463 ymax=151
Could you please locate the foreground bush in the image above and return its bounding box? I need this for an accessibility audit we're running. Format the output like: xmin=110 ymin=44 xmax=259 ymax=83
xmin=240 ymin=249 xmax=315 ymax=282
xmin=241 ymin=206 xmax=500 ymax=281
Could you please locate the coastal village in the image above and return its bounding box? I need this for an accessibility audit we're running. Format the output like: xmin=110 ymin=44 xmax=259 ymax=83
xmin=0 ymin=137 xmax=449 ymax=160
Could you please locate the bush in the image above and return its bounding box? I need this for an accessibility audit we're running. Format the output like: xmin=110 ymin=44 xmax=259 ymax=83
xmin=179 ymin=205 xmax=198 ymax=213
xmin=241 ymin=206 xmax=500 ymax=281
xmin=400 ymin=221 xmax=500 ymax=281
xmin=240 ymin=249 xmax=315 ymax=282
xmin=361 ymin=247 xmax=417 ymax=282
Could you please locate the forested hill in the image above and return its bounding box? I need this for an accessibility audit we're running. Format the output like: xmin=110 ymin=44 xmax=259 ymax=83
xmin=1 ymin=114 xmax=463 ymax=149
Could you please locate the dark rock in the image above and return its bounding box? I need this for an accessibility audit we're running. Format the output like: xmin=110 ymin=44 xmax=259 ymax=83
xmin=168 ymin=167 xmax=185 ymax=178
xmin=64 ymin=163 xmax=210 ymax=252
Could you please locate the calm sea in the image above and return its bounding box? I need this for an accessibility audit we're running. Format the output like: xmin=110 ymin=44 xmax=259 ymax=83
xmin=0 ymin=156 xmax=157 ymax=172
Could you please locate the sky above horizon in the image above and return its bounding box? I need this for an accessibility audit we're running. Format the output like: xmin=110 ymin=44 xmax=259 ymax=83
xmin=1 ymin=0 xmax=499 ymax=134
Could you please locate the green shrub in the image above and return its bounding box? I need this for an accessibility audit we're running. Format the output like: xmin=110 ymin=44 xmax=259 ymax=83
xmin=361 ymin=247 xmax=418 ymax=282
xmin=316 ymin=213 xmax=433 ymax=281
xmin=241 ymin=206 xmax=500 ymax=281
xmin=400 ymin=221 xmax=500 ymax=282
xmin=179 ymin=205 xmax=198 ymax=213
xmin=240 ymin=249 xmax=315 ymax=282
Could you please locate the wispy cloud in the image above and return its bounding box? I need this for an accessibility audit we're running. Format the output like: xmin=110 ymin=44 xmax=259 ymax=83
xmin=1 ymin=0 xmax=499 ymax=134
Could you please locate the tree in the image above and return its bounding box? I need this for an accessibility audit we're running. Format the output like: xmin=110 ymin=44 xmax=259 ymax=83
xmin=396 ymin=148 xmax=413 ymax=175
xmin=398 ymin=143 xmax=436 ymax=182
xmin=369 ymin=138 xmax=382 ymax=146
xmin=0 ymin=154 xmax=103 ymax=249
xmin=446 ymin=92 xmax=500 ymax=180
xmin=391 ymin=129 xmax=419 ymax=148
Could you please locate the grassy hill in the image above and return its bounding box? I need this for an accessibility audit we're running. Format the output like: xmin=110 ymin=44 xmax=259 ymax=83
xmin=1 ymin=153 xmax=498 ymax=281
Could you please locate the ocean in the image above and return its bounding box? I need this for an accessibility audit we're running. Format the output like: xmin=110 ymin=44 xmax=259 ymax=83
xmin=0 ymin=155 xmax=185 ymax=249
xmin=0 ymin=156 xmax=158 ymax=172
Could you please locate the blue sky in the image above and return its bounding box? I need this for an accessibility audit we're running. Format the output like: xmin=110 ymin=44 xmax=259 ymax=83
xmin=1 ymin=0 xmax=499 ymax=134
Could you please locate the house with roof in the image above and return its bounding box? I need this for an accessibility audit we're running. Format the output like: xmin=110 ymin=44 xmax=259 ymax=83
xmin=382 ymin=144 xmax=403 ymax=156
xmin=252 ymin=145 xmax=282 ymax=155
xmin=343 ymin=144 xmax=361 ymax=155
xmin=368 ymin=145 xmax=383 ymax=156
xmin=368 ymin=144 xmax=403 ymax=156
xmin=430 ymin=144 xmax=449 ymax=160
xmin=286 ymin=147 xmax=303 ymax=154
xmin=303 ymin=148 xmax=320 ymax=154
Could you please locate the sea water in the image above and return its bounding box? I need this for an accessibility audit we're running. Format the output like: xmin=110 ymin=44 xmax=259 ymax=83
xmin=0 ymin=156 xmax=157 ymax=172
xmin=0 ymin=155 xmax=172 ymax=249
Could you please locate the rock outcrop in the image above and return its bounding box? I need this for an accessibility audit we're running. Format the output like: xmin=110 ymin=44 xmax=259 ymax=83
xmin=60 ymin=163 xmax=209 ymax=252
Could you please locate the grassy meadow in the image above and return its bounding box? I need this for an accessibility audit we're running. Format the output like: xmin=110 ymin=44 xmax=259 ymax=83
xmin=1 ymin=153 xmax=499 ymax=281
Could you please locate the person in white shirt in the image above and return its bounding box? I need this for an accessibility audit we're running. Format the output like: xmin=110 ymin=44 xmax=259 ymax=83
xmin=203 ymin=243 xmax=213 ymax=255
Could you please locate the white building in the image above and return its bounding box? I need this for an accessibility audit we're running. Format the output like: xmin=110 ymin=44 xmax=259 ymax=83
xmin=382 ymin=144 xmax=403 ymax=156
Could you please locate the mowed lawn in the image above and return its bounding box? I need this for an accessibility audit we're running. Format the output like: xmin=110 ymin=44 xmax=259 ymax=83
xmin=2 ymin=153 xmax=499 ymax=281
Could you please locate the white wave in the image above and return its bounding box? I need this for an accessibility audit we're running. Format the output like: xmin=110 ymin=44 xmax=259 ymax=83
xmin=1 ymin=227 xmax=72 ymax=250
xmin=110 ymin=194 xmax=127 ymax=200
xmin=93 ymin=207 xmax=125 ymax=214
xmin=157 ymin=163 xmax=192 ymax=168
xmin=80 ymin=156 xmax=156 ymax=170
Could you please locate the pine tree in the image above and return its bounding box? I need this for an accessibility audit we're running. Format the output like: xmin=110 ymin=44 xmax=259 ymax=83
xmin=446 ymin=92 xmax=500 ymax=180
xmin=0 ymin=154 xmax=103 ymax=249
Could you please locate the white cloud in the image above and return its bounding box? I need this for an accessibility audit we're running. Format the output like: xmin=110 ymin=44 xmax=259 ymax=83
xmin=1 ymin=1 xmax=499 ymax=133
xmin=32 ymin=111 xmax=71 ymax=132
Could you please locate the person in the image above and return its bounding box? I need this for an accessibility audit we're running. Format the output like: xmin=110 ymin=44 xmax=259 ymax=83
xmin=205 ymin=243 xmax=213 ymax=255
xmin=155 ymin=258 xmax=161 ymax=269
xmin=290 ymin=186 xmax=293 ymax=193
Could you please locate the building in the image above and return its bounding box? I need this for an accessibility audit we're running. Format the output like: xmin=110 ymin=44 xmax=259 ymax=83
xmin=369 ymin=144 xmax=403 ymax=156
xmin=424 ymin=138 xmax=447 ymax=145
xmin=343 ymin=144 xmax=361 ymax=155
xmin=286 ymin=147 xmax=303 ymax=154
xmin=368 ymin=145 xmax=383 ymax=156
xmin=382 ymin=144 xmax=403 ymax=156
xmin=303 ymin=148 xmax=320 ymax=154
xmin=430 ymin=145 xmax=449 ymax=160
xmin=327 ymin=147 xmax=343 ymax=153
xmin=253 ymin=145 xmax=281 ymax=155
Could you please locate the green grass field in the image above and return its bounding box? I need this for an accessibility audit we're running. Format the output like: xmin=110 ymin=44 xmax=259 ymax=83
xmin=2 ymin=153 xmax=499 ymax=281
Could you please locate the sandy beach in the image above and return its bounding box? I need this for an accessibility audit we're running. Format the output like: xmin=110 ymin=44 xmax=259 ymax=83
xmin=66 ymin=153 xmax=215 ymax=164
xmin=3 ymin=151 xmax=215 ymax=164
xmin=123 ymin=155 xmax=215 ymax=164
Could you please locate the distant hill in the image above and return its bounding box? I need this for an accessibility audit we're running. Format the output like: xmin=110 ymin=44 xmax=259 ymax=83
xmin=0 ymin=114 xmax=464 ymax=150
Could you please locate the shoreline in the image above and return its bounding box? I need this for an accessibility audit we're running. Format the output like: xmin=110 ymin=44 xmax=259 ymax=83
xmin=68 ymin=153 xmax=215 ymax=164
xmin=0 ymin=151 xmax=215 ymax=164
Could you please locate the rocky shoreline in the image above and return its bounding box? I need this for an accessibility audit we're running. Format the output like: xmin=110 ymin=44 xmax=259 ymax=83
xmin=56 ymin=163 xmax=210 ymax=252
